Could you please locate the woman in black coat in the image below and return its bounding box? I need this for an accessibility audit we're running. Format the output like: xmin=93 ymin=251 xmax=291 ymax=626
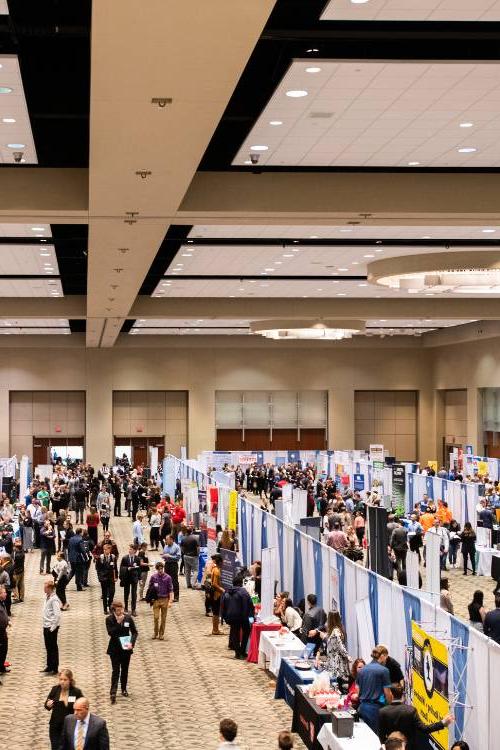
xmin=44 ymin=668 xmax=83 ymax=750
xmin=105 ymin=599 xmax=138 ymax=703
xmin=459 ymin=522 xmax=477 ymax=575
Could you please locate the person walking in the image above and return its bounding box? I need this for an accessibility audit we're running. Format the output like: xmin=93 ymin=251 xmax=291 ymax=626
xmin=85 ymin=506 xmax=100 ymax=546
xmin=149 ymin=508 xmax=162 ymax=550
xmin=59 ymin=697 xmax=109 ymax=749
xmin=222 ymin=573 xmax=255 ymax=658
xmin=12 ymin=538 xmax=25 ymax=603
xmin=105 ymin=600 xmax=138 ymax=703
xmin=459 ymin=522 xmax=477 ymax=575
xmin=40 ymin=520 xmax=56 ymax=576
xmin=44 ymin=668 xmax=84 ymax=750
xmin=95 ymin=542 xmax=118 ymax=615
xmin=0 ymin=585 xmax=8 ymax=685
xmin=53 ymin=552 xmax=71 ymax=610
xmin=161 ymin=534 xmax=181 ymax=602
xmin=74 ymin=485 xmax=87 ymax=526
xmin=181 ymin=526 xmax=199 ymax=589
xmin=146 ymin=561 xmax=174 ymax=640
xmin=41 ymin=579 xmax=61 ymax=676
xmin=389 ymin=520 xmax=408 ymax=574
xmin=132 ymin=513 xmax=145 ymax=546
xmin=99 ymin=499 xmax=110 ymax=532
xmin=137 ymin=543 xmax=150 ymax=601
xmin=119 ymin=544 xmax=141 ymax=615
xmin=209 ymin=553 xmax=225 ymax=635
xmin=67 ymin=528 xmax=87 ymax=592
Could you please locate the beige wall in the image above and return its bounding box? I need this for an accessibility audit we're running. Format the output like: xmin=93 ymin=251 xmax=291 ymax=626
xmin=354 ymin=390 xmax=418 ymax=460
xmin=0 ymin=339 xmax=495 ymax=463
xmin=10 ymin=391 xmax=85 ymax=459
xmin=112 ymin=390 xmax=187 ymax=457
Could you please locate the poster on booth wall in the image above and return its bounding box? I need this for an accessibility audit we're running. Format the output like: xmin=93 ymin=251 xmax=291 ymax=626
xmin=370 ymin=444 xmax=384 ymax=462
xmin=209 ymin=486 xmax=219 ymax=519
xmin=207 ymin=516 xmax=217 ymax=558
xmin=391 ymin=464 xmax=406 ymax=512
xmin=220 ymin=548 xmax=239 ymax=591
xmin=411 ymin=622 xmax=450 ymax=750
xmin=478 ymin=460 xmax=489 ymax=476
xmin=228 ymin=490 xmax=238 ymax=530
xmin=427 ymin=461 xmax=438 ymax=473
xmin=353 ymin=473 xmax=365 ymax=492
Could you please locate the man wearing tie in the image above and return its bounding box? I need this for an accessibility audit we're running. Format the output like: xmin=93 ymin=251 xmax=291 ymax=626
xmin=96 ymin=542 xmax=118 ymax=615
xmin=59 ymin=697 xmax=109 ymax=749
xmin=119 ymin=544 xmax=141 ymax=615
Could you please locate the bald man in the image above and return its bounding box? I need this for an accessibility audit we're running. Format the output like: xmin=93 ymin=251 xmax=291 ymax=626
xmin=59 ymin=697 xmax=109 ymax=750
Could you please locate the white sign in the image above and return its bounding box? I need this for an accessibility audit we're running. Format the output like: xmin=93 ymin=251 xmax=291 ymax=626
xmin=292 ymin=488 xmax=308 ymax=525
xmin=406 ymin=550 xmax=420 ymax=590
xmin=369 ymin=444 xmax=385 ymax=462
xmin=261 ymin=547 xmax=278 ymax=620
xmin=238 ymin=454 xmax=256 ymax=466
xmin=425 ymin=531 xmax=442 ymax=596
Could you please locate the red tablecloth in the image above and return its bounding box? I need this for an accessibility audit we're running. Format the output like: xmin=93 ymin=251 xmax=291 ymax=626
xmin=247 ymin=622 xmax=281 ymax=663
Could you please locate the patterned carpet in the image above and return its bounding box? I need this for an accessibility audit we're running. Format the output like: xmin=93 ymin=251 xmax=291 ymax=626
xmin=1 ymin=516 xmax=302 ymax=749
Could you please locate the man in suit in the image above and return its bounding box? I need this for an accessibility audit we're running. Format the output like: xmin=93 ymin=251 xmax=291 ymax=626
xmin=119 ymin=544 xmax=141 ymax=615
xmin=59 ymin=697 xmax=109 ymax=749
xmin=378 ymin=684 xmax=453 ymax=750
xmin=95 ymin=542 xmax=118 ymax=614
xmin=67 ymin=528 xmax=87 ymax=592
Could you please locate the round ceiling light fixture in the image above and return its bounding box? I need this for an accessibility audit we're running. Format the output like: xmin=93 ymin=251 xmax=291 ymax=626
xmin=286 ymin=89 xmax=308 ymax=98
xmin=367 ymin=251 xmax=500 ymax=294
xmin=249 ymin=319 xmax=364 ymax=340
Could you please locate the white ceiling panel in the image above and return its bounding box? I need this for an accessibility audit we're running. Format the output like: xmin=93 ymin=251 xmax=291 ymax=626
xmin=164 ymin=243 xmax=492 ymax=280
xmin=0 ymin=278 xmax=63 ymax=297
xmin=232 ymin=60 xmax=500 ymax=167
xmin=0 ymin=244 xmax=59 ymax=274
xmin=0 ymin=2 xmax=8 ymax=15
xmin=0 ymin=56 xmax=37 ymax=164
xmin=0 ymin=318 xmax=70 ymax=334
xmin=189 ymin=224 xmax=500 ymax=240
xmin=0 ymin=223 xmax=52 ymax=237
xmin=321 ymin=0 xmax=500 ymax=22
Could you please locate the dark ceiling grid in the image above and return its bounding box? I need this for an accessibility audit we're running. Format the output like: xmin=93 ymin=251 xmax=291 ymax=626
xmin=50 ymin=224 xmax=88 ymax=295
xmin=1 ymin=0 xmax=91 ymax=167
xmin=199 ymin=0 xmax=500 ymax=172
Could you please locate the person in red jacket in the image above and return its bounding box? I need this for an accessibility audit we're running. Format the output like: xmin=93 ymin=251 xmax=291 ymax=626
xmin=171 ymin=500 xmax=186 ymax=538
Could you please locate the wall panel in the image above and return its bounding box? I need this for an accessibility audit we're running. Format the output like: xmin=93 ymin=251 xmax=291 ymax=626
xmin=355 ymin=390 xmax=417 ymax=460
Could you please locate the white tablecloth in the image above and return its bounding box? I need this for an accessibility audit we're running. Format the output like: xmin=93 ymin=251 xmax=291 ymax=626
xmin=463 ymin=546 xmax=500 ymax=576
xmin=258 ymin=631 xmax=305 ymax=676
xmin=317 ymin=721 xmax=380 ymax=750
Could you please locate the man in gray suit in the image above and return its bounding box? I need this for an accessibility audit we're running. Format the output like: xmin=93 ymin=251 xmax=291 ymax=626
xmin=59 ymin=698 xmax=109 ymax=750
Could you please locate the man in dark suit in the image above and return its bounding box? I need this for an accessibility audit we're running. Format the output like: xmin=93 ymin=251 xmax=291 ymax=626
xmin=59 ymin=697 xmax=109 ymax=749
xmin=379 ymin=684 xmax=454 ymax=750
xmin=119 ymin=544 xmax=141 ymax=615
xmin=67 ymin=529 xmax=87 ymax=592
xmin=95 ymin=542 xmax=118 ymax=614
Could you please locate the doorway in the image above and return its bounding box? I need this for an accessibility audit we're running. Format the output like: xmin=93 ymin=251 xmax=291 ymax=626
xmin=114 ymin=437 xmax=165 ymax=468
xmin=33 ymin=437 xmax=85 ymax=467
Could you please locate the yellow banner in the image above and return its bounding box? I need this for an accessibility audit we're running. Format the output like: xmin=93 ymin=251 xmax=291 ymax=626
xmin=228 ymin=489 xmax=238 ymax=530
xmin=478 ymin=460 xmax=489 ymax=475
xmin=411 ymin=622 xmax=449 ymax=750
xmin=427 ymin=461 xmax=438 ymax=473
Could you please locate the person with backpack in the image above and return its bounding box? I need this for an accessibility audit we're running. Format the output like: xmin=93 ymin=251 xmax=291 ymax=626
xmin=221 ymin=573 xmax=255 ymax=659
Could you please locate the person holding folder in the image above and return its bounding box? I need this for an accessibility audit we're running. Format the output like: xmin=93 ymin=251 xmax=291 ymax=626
xmin=105 ymin=599 xmax=138 ymax=704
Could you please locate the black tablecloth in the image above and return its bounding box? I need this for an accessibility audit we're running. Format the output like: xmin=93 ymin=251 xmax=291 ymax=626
xmin=291 ymin=685 xmax=332 ymax=750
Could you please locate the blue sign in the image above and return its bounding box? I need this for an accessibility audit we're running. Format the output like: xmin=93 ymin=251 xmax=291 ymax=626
xmin=354 ymin=473 xmax=365 ymax=491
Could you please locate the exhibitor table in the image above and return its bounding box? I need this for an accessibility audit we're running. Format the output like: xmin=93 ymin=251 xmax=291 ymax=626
xmin=258 ymin=630 xmax=305 ymax=676
xmin=275 ymin=658 xmax=319 ymax=709
xmin=291 ymin=684 xmax=332 ymax=750
xmin=247 ymin=621 xmax=281 ymax=663
xmin=317 ymin=721 xmax=380 ymax=750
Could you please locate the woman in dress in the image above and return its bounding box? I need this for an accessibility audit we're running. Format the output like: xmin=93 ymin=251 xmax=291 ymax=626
xmin=20 ymin=506 xmax=34 ymax=553
xmin=85 ymin=505 xmax=100 ymax=546
xmin=316 ymin=611 xmax=350 ymax=690
xmin=44 ymin=668 xmax=83 ymax=750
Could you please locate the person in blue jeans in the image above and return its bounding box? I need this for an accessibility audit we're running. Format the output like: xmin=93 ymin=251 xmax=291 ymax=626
xmin=356 ymin=644 xmax=393 ymax=733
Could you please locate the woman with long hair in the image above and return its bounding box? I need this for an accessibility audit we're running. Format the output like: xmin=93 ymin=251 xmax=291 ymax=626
xmin=316 ymin=611 xmax=350 ymax=689
xmin=459 ymin=522 xmax=477 ymax=575
xmin=468 ymin=589 xmax=486 ymax=630
xmin=347 ymin=658 xmax=366 ymax=706
xmin=44 ymin=668 xmax=83 ymax=750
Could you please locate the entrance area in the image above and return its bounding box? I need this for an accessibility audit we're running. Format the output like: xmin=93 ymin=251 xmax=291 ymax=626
xmin=114 ymin=436 xmax=165 ymax=468
xmin=33 ymin=437 xmax=84 ymax=466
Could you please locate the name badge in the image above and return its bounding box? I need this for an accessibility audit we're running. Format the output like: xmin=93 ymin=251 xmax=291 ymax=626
xmin=68 ymin=696 xmax=76 ymax=703
xmin=125 ymin=622 xmax=130 ymax=627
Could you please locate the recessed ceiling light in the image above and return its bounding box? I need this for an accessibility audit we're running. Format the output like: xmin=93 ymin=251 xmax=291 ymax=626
xmin=339 ymin=228 xmax=352 ymax=233
xmin=306 ymin=48 xmax=319 ymax=53
xmin=40 ymin=252 xmax=50 ymax=257
xmin=250 ymin=145 xmax=269 ymax=152
xmin=482 ymin=229 xmax=496 ymax=233
xmin=292 ymin=248 xmax=300 ymax=252
xmin=364 ymin=254 xmax=375 ymax=258
xmin=302 ymin=295 xmax=308 ymax=298
xmin=264 ymin=268 xmax=275 ymax=272
xmin=2 ymin=118 xmax=15 ymax=123
xmin=31 ymin=227 xmax=45 ymax=231
xmin=249 ymin=280 xmax=256 ymax=283
xmin=0 ymin=88 xmax=12 ymax=94
xmin=269 ymin=120 xmax=283 ymax=126
xmin=229 ymin=295 xmax=235 ymax=298
xmin=293 ymin=240 xmax=299 ymax=243
xmin=283 ymin=253 xmax=294 ymax=257
xmin=305 ymin=67 xmax=322 ymax=74
xmin=358 ymin=283 xmax=368 ymax=287
xmin=309 ymin=235 xmax=318 ymax=239
xmin=351 ymin=262 xmax=359 ymax=265
xmin=458 ymin=147 xmax=477 ymax=153
xmin=317 ymin=288 xmax=323 ymax=291
xmin=181 ymin=253 xmax=193 ymax=257
xmin=337 ymin=293 xmax=346 ymax=297
xmin=7 ymin=143 xmax=25 ymax=148
xmin=460 ymin=122 xmax=474 ymax=128
xmin=187 ymin=240 xmax=194 ymax=244
xmin=422 ymin=235 xmax=432 ymax=239
xmin=244 ymin=160 xmax=252 ymax=165
xmin=338 ymin=267 xmax=349 ymax=271
xmin=286 ymin=90 xmax=308 ymax=98
xmin=274 ymin=261 xmax=282 ymax=264
xmin=408 ymin=161 xmax=420 ymax=166
xmin=375 ymin=249 xmax=384 ymax=253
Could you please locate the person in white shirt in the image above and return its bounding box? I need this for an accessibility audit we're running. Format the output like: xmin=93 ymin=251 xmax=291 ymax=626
xmin=218 ymin=718 xmax=241 ymax=750
xmin=42 ymin=579 xmax=61 ymax=675
xmin=425 ymin=518 xmax=449 ymax=571
xmin=281 ymin=598 xmax=302 ymax=635
xmin=132 ymin=513 xmax=145 ymax=546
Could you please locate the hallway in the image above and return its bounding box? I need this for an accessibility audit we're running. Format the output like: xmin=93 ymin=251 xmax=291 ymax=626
xmin=1 ymin=516 xmax=300 ymax=749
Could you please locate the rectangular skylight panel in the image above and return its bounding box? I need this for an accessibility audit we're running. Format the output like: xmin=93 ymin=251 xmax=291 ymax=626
xmin=321 ymin=0 xmax=500 ymax=22
xmin=0 ymin=55 xmax=38 ymax=164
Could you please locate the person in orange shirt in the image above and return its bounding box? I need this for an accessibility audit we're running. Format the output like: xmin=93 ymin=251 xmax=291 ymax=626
xmin=420 ymin=510 xmax=435 ymax=534
xmin=436 ymin=500 xmax=452 ymax=527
